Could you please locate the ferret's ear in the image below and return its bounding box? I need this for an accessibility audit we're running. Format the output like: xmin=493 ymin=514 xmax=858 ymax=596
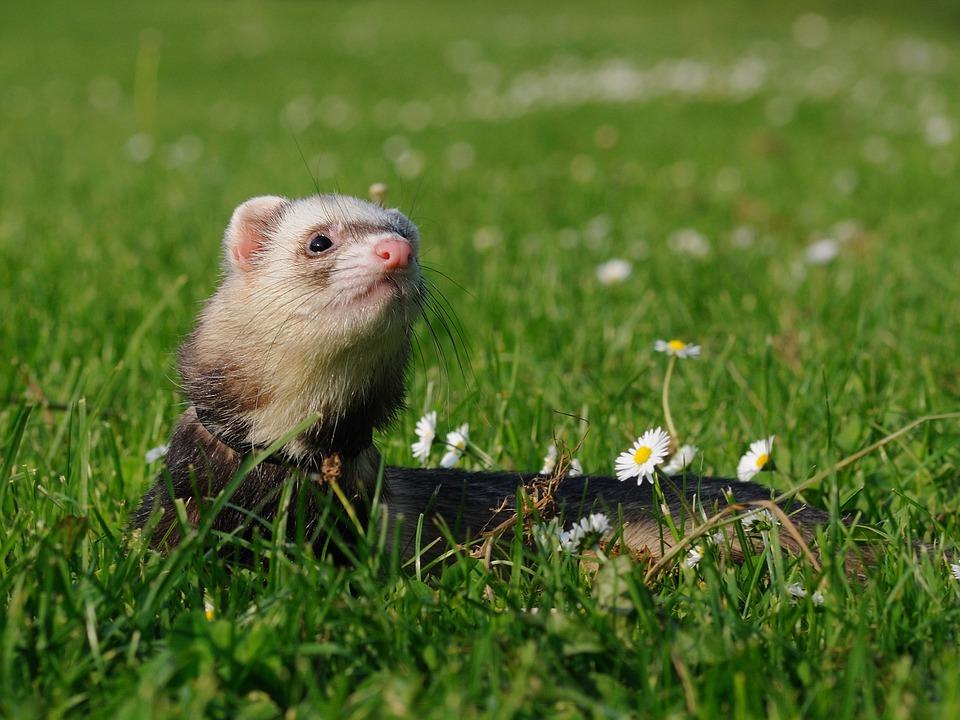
xmin=224 ymin=195 xmax=289 ymax=271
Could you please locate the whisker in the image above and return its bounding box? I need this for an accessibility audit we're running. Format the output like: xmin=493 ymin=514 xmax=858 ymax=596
xmin=289 ymin=130 xmax=321 ymax=196
xmin=413 ymin=293 xmax=450 ymax=393
xmin=419 ymin=263 xmax=474 ymax=298
xmin=418 ymin=284 xmax=468 ymax=379
xmin=406 ymin=177 xmax=425 ymax=224
xmin=421 ymin=277 xmax=472 ymax=357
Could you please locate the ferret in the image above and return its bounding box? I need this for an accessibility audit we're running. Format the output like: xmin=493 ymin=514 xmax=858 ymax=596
xmin=134 ymin=193 xmax=831 ymax=566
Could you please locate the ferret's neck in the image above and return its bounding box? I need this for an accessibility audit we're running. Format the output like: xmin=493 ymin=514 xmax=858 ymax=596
xmin=187 ymin=406 xmax=382 ymax=498
xmin=179 ymin=278 xmax=410 ymax=463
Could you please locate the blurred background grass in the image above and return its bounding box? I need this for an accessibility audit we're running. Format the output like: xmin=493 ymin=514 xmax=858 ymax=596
xmin=2 ymin=1 xmax=960 ymax=716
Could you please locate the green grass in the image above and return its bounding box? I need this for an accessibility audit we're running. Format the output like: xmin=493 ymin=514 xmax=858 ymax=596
xmin=3 ymin=0 xmax=960 ymax=717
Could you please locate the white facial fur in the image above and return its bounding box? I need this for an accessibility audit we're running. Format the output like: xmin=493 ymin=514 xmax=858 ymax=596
xmin=193 ymin=194 xmax=421 ymax=455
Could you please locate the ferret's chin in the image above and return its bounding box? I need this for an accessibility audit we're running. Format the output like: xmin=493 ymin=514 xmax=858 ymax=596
xmin=335 ymin=278 xmax=415 ymax=323
xmin=353 ymin=278 xmax=397 ymax=305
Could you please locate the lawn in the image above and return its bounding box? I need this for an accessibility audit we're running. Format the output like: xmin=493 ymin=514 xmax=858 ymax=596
xmin=2 ymin=0 xmax=960 ymax=717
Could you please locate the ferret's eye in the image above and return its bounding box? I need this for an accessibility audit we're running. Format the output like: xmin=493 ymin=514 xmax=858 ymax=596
xmin=307 ymin=234 xmax=333 ymax=255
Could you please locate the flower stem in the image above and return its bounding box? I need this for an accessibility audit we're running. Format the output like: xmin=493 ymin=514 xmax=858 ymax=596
xmin=662 ymin=355 xmax=679 ymax=443
xmin=327 ymin=475 xmax=364 ymax=535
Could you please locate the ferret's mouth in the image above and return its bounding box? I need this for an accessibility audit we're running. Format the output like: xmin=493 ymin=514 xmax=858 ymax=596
xmin=352 ymin=276 xmax=404 ymax=306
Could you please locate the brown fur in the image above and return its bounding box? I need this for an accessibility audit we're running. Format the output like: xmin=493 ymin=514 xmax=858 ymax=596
xmin=133 ymin=408 xmax=376 ymax=557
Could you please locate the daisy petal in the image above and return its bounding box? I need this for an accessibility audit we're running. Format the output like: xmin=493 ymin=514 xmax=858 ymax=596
xmin=615 ymin=427 xmax=672 ymax=484
xmin=737 ymin=435 xmax=775 ymax=482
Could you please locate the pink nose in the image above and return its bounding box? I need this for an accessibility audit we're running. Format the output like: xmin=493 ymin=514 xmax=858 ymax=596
xmin=373 ymin=237 xmax=412 ymax=270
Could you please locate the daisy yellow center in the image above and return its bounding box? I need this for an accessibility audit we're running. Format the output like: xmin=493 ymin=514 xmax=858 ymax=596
xmin=668 ymin=339 xmax=686 ymax=351
xmin=755 ymin=453 xmax=769 ymax=469
xmin=633 ymin=446 xmax=653 ymax=464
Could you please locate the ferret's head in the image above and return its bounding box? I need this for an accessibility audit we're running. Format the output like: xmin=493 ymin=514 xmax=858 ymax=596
xmin=182 ymin=194 xmax=423 ymax=462
xmin=224 ymin=193 xmax=421 ymax=327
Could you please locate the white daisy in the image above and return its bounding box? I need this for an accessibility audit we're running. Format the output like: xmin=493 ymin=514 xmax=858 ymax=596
xmin=951 ymin=563 xmax=960 ymax=581
xmin=615 ymin=427 xmax=671 ymax=484
xmin=539 ymin=444 xmax=583 ymax=477
xmin=787 ymin=582 xmax=807 ymax=599
xmin=559 ymin=513 xmax=612 ymax=553
xmin=805 ymin=238 xmax=840 ymax=265
xmin=596 ymin=258 xmax=632 ymax=285
xmin=410 ymin=411 xmax=437 ymax=464
xmin=812 ymin=590 xmax=825 ymax=606
xmin=532 ymin=519 xmax=561 ymax=550
xmin=540 ymin=444 xmax=558 ymax=475
xmin=737 ymin=435 xmax=775 ymax=482
xmin=667 ymin=228 xmax=711 ymax=258
xmin=144 ymin=445 xmax=169 ymax=463
xmin=740 ymin=508 xmax=779 ymax=532
xmin=662 ymin=444 xmax=699 ymax=475
xmin=439 ymin=423 xmax=469 ymax=468
xmin=654 ymin=339 xmax=701 ymax=359
xmin=203 ymin=592 xmax=215 ymax=621
xmin=685 ymin=544 xmax=704 ymax=568
xmin=586 ymin=512 xmax=612 ymax=536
